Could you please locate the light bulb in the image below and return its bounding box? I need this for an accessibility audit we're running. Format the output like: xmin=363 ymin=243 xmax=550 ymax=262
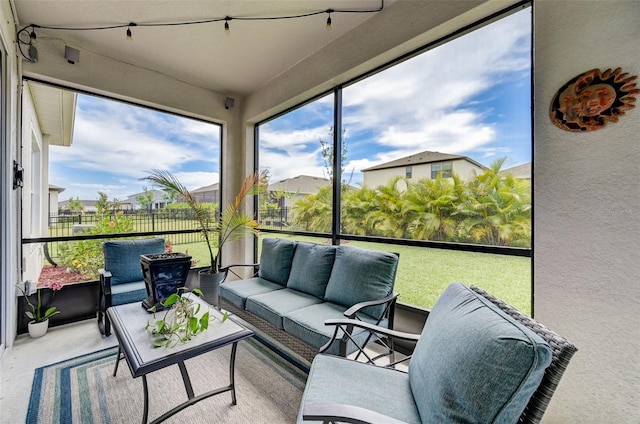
xmin=29 ymin=29 xmax=38 ymax=46
xmin=126 ymin=27 xmax=132 ymax=40
xmin=224 ymin=18 xmax=230 ymax=35
xmin=326 ymin=10 xmax=333 ymax=31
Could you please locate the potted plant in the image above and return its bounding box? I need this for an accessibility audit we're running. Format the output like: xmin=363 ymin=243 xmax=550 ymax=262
xmin=146 ymin=288 xmax=228 ymax=348
xmin=142 ymin=170 xmax=265 ymax=306
xmin=16 ymin=282 xmax=63 ymax=338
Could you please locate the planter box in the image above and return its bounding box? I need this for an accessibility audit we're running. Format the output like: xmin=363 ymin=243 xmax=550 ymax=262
xmin=140 ymin=252 xmax=192 ymax=310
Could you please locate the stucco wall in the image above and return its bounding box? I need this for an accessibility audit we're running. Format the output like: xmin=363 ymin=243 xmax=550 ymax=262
xmin=533 ymin=1 xmax=640 ymax=422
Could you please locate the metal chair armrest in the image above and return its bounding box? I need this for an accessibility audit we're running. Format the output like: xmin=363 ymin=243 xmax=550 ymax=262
xmin=219 ymin=263 xmax=260 ymax=280
xmin=303 ymin=403 xmax=407 ymax=424
xmin=343 ymin=292 xmax=399 ymax=318
xmin=324 ymin=318 xmax=420 ymax=343
xmin=98 ymin=269 xmax=113 ymax=295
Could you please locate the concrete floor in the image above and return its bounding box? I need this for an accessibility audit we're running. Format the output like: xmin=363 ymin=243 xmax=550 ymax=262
xmin=0 ymin=319 xmax=116 ymax=423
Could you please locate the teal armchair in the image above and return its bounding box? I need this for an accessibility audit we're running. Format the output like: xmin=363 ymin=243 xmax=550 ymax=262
xmin=97 ymin=238 xmax=165 ymax=336
xmin=299 ymin=283 xmax=577 ymax=424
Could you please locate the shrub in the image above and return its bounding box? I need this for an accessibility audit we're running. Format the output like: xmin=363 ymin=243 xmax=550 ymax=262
xmin=58 ymin=211 xmax=134 ymax=279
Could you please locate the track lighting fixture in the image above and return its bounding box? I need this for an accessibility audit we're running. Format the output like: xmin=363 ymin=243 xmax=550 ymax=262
xmin=15 ymin=0 xmax=384 ymax=59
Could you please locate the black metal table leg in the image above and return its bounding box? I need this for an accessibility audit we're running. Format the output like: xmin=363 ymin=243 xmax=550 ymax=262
xmin=142 ymin=375 xmax=149 ymax=424
xmin=113 ymin=346 xmax=122 ymax=377
xmin=229 ymin=341 xmax=238 ymax=405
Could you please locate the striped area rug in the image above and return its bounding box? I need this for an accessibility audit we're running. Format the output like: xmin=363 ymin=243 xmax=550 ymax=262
xmin=27 ymin=337 xmax=309 ymax=423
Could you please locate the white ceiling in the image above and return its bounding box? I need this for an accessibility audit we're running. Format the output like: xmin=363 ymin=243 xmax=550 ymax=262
xmin=13 ymin=0 xmax=389 ymax=97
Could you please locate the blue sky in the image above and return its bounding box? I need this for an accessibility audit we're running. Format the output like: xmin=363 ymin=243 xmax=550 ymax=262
xmin=260 ymin=8 xmax=531 ymax=184
xmin=49 ymin=97 xmax=221 ymax=202
xmin=51 ymin=8 xmax=531 ymax=201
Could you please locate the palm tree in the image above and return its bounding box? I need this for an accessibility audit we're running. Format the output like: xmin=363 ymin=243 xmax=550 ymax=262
xmin=142 ymin=170 xmax=265 ymax=273
xmin=368 ymin=177 xmax=415 ymax=239
xmin=406 ymin=173 xmax=465 ymax=241
xmin=459 ymin=158 xmax=531 ymax=247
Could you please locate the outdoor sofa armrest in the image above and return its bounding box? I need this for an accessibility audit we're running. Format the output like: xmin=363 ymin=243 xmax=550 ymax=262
xmin=219 ymin=263 xmax=260 ymax=280
xmin=343 ymin=292 xmax=399 ymax=319
xmin=303 ymin=403 xmax=407 ymax=424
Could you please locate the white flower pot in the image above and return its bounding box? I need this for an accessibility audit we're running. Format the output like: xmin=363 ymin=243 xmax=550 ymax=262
xmin=28 ymin=319 xmax=49 ymax=338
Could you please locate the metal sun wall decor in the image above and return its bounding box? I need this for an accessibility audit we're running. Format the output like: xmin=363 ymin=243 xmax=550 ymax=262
xmin=550 ymin=67 xmax=639 ymax=132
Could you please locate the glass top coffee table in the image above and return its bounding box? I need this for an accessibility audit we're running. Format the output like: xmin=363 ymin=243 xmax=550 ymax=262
xmin=107 ymin=296 xmax=254 ymax=424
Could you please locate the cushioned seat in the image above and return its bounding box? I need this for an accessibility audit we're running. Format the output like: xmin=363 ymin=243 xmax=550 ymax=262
xmin=246 ymin=288 xmax=323 ymax=329
xmin=284 ymin=302 xmax=386 ymax=356
xmin=298 ymin=354 xmax=421 ymax=423
xmin=298 ymin=283 xmax=570 ymax=424
xmin=219 ymin=277 xmax=286 ymax=309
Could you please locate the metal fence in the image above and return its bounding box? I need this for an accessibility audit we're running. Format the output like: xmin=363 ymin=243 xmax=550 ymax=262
xmin=45 ymin=210 xmax=205 ymax=260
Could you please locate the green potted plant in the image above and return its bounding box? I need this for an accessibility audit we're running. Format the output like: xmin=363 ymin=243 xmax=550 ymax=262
xmin=16 ymin=282 xmax=63 ymax=338
xmin=146 ymin=288 xmax=228 ymax=348
xmin=142 ymin=170 xmax=265 ymax=306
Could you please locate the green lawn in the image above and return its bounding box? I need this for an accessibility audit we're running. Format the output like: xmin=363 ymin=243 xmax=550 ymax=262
xmin=49 ymin=230 xmax=531 ymax=315
xmin=252 ymin=234 xmax=532 ymax=315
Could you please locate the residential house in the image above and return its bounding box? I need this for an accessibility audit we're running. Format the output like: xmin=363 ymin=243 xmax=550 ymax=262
xmin=191 ymin=182 xmax=220 ymax=204
xmin=500 ymin=162 xmax=531 ymax=181
xmin=362 ymin=150 xmax=486 ymax=189
xmin=47 ymin=184 xmax=64 ymax=218
xmin=123 ymin=189 xmax=169 ymax=210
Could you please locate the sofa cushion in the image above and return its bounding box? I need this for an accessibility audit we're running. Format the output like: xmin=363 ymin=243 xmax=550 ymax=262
xmin=103 ymin=238 xmax=165 ymax=285
xmin=324 ymin=245 xmax=398 ymax=319
xmin=219 ymin=277 xmax=285 ymax=309
xmin=283 ymin=302 xmax=386 ymax=356
xmin=409 ymin=283 xmax=553 ymax=424
xmin=258 ymin=238 xmax=296 ymax=285
xmin=286 ymin=242 xmax=336 ymax=297
xmin=245 ymin=288 xmax=323 ymax=329
xmin=297 ymin=355 xmax=421 ymax=424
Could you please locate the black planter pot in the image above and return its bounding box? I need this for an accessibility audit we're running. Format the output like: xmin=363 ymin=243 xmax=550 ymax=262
xmin=141 ymin=252 xmax=192 ymax=310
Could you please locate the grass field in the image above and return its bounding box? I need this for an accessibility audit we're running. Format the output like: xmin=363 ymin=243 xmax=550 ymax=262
xmin=47 ymin=230 xmax=531 ymax=315
xmin=168 ymin=233 xmax=531 ymax=315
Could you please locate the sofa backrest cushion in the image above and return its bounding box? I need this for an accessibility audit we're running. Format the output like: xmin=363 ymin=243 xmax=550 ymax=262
xmin=258 ymin=238 xmax=296 ymax=285
xmin=103 ymin=238 xmax=165 ymax=285
xmin=324 ymin=245 xmax=398 ymax=319
xmin=286 ymin=242 xmax=337 ymax=298
xmin=409 ymin=283 xmax=552 ymax=424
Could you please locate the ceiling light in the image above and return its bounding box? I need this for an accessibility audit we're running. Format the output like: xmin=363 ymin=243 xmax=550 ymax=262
xmin=326 ymin=10 xmax=333 ymax=31
xmin=126 ymin=23 xmax=136 ymax=41
xmin=224 ymin=17 xmax=231 ymax=35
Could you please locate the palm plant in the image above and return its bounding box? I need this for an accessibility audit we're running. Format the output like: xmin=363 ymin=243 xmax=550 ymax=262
xmin=142 ymin=170 xmax=265 ymax=273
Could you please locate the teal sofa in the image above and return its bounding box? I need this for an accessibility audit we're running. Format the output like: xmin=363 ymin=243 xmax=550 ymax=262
xmin=299 ymin=283 xmax=578 ymax=424
xmin=219 ymin=238 xmax=399 ymax=359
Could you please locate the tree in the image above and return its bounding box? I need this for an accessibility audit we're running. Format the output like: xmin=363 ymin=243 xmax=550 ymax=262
xmin=459 ymin=158 xmax=531 ymax=247
xmin=341 ymin=185 xmax=379 ymax=236
xmin=67 ymin=197 xmax=84 ymax=214
xmin=405 ymin=173 xmax=465 ymax=241
xmin=319 ymin=127 xmax=352 ymax=183
xmin=95 ymin=191 xmax=110 ymax=213
xmin=367 ymin=177 xmax=416 ymax=239
xmin=136 ymin=187 xmax=154 ymax=212
xmin=292 ymin=185 xmax=332 ymax=232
